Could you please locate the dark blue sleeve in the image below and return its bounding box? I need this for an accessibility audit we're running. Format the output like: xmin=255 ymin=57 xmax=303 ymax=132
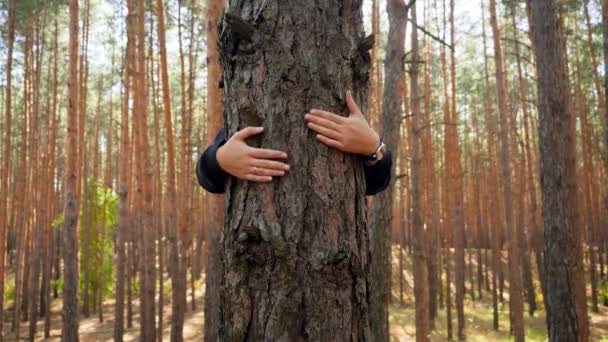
xmin=364 ymin=150 xmax=393 ymax=196
xmin=196 ymin=128 xmax=229 ymax=194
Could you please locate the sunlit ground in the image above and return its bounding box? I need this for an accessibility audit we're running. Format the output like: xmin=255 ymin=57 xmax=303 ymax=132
xmin=3 ymin=246 xmax=608 ymax=341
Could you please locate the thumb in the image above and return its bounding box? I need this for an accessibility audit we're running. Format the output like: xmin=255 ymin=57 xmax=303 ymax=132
xmin=235 ymin=126 xmax=264 ymax=140
xmin=346 ymin=90 xmax=363 ymax=117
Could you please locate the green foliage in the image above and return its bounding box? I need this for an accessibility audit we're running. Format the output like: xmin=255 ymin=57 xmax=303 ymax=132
xmin=51 ymin=178 xmax=118 ymax=303
xmin=79 ymin=178 xmax=118 ymax=302
xmin=52 ymin=277 xmax=64 ymax=294
xmin=3 ymin=277 xmax=15 ymax=307
xmin=599 ymin=279 xmax=608 ymax=305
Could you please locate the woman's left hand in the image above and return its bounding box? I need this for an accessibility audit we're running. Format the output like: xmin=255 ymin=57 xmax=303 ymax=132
xmin=305 ymin=90 xmax=380 ymax=156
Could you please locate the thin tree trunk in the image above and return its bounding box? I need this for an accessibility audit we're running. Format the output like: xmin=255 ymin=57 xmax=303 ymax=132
xmin=369 ymin=0 xmax=410 ymax=338
xmin=63 ymin=0 xmax=81 ymax=339
xmin=488 ymin=0 xmax=525 ymax=339
xmin=133 ymin=0 xmax=157 ymax=338
xmin=410 ymin=3 xmax=431 ymax=341
xmin=114 ymin=7 xmax=133 ymax=339
xmin=203 ymin=0 xmax=225 ymax=339
xmin=0 ymin=0 xmax=16 ymax=336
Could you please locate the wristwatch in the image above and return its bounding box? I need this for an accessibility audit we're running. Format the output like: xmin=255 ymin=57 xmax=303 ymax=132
xmin=364 ymin=139 xmax=387 ymax=162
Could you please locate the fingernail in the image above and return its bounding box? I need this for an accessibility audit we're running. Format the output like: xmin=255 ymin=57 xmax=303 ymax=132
xmin=285 ymin=165 xmax=290 ymax=171
xmin=282 ymin=153 xmax=288 ymax=158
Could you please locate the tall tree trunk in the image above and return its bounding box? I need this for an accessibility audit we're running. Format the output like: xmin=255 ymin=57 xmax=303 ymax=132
xmin=488 ymin=0 xmax=525 ymax=339
xmin=510 ymin=3 xmax=537 ymax=317
xmin=440 ymin=1 xmax=453 ymax=335
xmin=63 ymin=0 xmax=81 ymax=339
xmin=153 ymin=0 xmax=178 ymax=339
xmin=216 ymin=1 xmax=373 ymax=339
xmin=447 ymin=1 xmax=465 ymax=338
xmin=203 ymin=0 xmax=225 ymax=339
xmin=575 ymin=52 xmax=600 ymax=314
xmin=369 ymin=0 xmax=409 ymax=339
xmin=523 ymin=0 xmax=547 ymax=304
xmin=410 ymin=3 xmax=431 ymax=341
xmin=43 ymin=19 xmax=60 ymax=338
xmin=0 ymin=0 xmax=16 ymax=336
xmin=423 ymin=34 xmax=438 ymax=327
xmin=133 ymin=0 xmax=157 ymax=339
xmin=602 ymin=0 xmax=608 ymax=280
xmin=114 ymin=7 xmax=133 ymax=340
xmin=28 ymin=16 xmax=46 ymax=340
xmin=532 ymin=0 xmax=589 ymax=340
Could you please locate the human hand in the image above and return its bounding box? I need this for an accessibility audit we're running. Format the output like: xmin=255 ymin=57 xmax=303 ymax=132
xmin=216 ymin=127 xmax=290 ymax=182
xmin=305 ymin=91 xmax=380 ymax=156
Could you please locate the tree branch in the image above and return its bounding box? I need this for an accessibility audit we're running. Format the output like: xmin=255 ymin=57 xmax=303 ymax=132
xmin=408 ymin=19 xmax=454 ymax=51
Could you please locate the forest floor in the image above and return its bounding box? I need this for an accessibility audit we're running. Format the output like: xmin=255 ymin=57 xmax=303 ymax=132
xmin=3 ymin=247 xmax=608 ymax=341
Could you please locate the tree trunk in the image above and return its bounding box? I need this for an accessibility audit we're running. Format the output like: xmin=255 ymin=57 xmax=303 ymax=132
xmin=0 ymin=0 xmax=16 ymax=337
xmin=63 ymin=0 xmax=81 ymax=339
xmin=532 ymin=0 xmax=589 ymax=340
xmin=410 ymin=3 xmax=431 ymax=341
xmin=203 ymin=0 xmax=225 ymax=339
xmin=488 ymin=0 xmax=525 ymax=339
xmin=369 ymin=0 xmax=409 ymax=339
xmin=216 ymin=1 xmax=373 ymax=339
xmin=133 ymin=0 xmax=157 ymax=338
xmin=114 ymin=7 xmax=133 ymax=339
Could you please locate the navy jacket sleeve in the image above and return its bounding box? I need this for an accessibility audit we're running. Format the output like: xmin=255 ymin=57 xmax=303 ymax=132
xmin=363 ymin=150 xmax=392 ymax=196
xmin=196 ymin=128 xmax=229 ymax=194
xmin=196 ymin=128 xmax=393 ymax=196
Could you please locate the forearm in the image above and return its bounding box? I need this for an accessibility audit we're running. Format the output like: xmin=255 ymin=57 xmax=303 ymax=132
xmin=196 ymin=129 xmax=229 ymax=194
xmin=364 ymin=150 xmax=393 ymax=195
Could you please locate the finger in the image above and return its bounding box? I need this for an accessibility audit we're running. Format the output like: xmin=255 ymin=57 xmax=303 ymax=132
xmin=316 ymin=134 xmax=344 ymax=151
xmin=252 ymin=167 xmax=286 ymax=177
xmin=253 ymin=159 xmax=290 ymax=171
xmin=244 ymin=174 xmax=273 ymax=183
xmin=304 ymin=113 xmax=341 ymax=132
xmin=308 ymin=109 xmax=346 ymax=124
xmin=235 ymin=126 xmax=264 ymax=140
xmin=250 ymin=148 xmax=288 ymax=159
xmin=345 ymin=90 xmax=363 ymax=117
xmin=307 ymin=122 xmax=342 ymax=141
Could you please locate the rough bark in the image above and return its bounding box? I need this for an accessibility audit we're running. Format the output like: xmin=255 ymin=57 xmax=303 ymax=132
xmin=532 ymin=0 xmax=589 ymax=340
xmin=216 ymin=1 xmax=373 ymax=339
xmin=63 ymin=0 xmax=81 ymax=339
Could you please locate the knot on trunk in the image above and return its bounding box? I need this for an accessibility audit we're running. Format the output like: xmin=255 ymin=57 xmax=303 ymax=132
xmin=357 ymin=34 xmax=375 ymax=53
xmin=225 ymin=13 xmax=254 ymax=42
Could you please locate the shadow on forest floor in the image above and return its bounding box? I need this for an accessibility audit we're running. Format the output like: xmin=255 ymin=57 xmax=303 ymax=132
xmin=2 ymin=246 xmax=608 ymax=341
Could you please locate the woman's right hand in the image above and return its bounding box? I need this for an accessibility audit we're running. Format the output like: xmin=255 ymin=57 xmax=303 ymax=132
xmin=216 ymin=127 xmax=290 ymax=182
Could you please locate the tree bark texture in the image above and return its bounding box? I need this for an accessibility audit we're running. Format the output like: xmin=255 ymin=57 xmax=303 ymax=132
xmin=63 ymin=0 xmax=80 ymax=340
xmin=532 ymin=0 xmax=589 ymax=340
xmin=217 ymin=1 xmax=373 ymax=339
